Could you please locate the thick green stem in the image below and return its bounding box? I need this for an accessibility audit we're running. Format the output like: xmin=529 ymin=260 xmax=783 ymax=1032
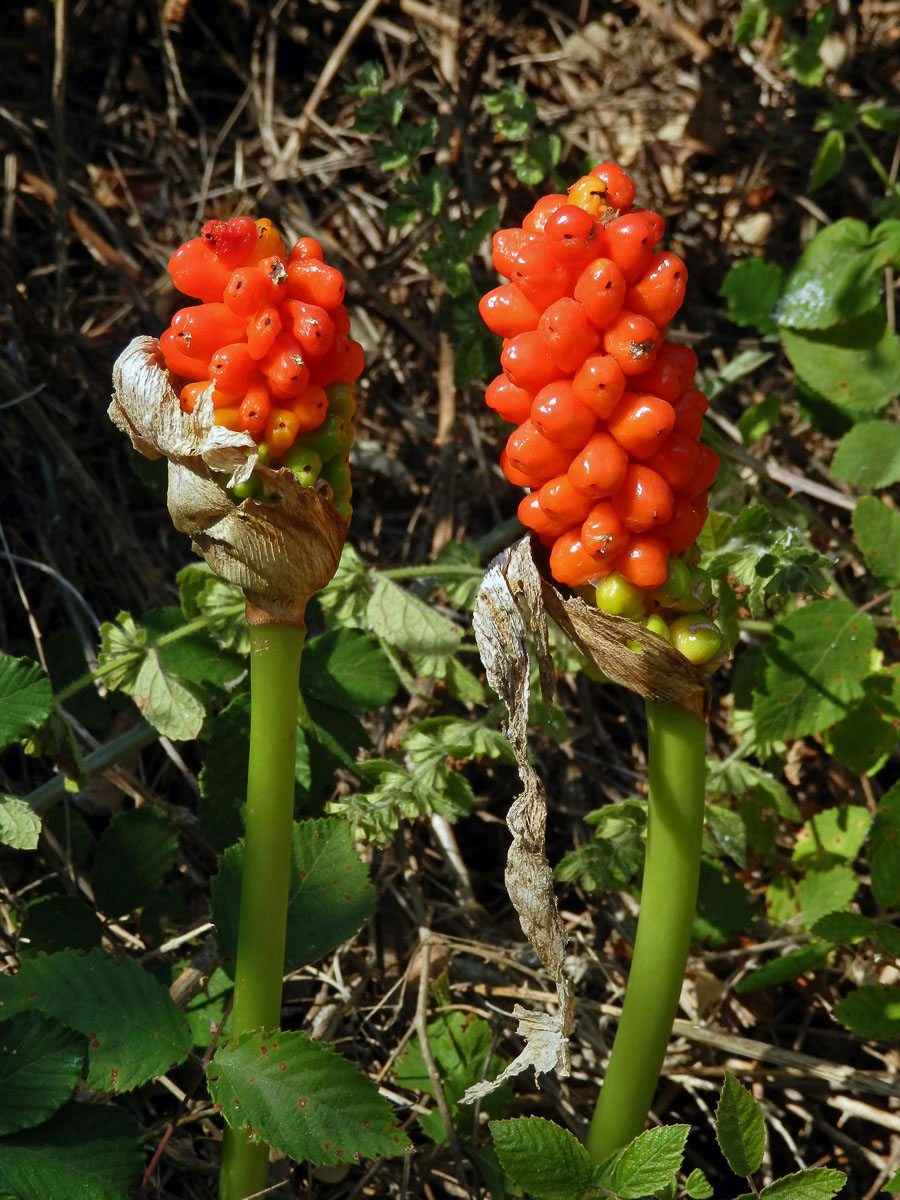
xmin=219 ymin=622 xmax=305 ymax=1200
xmin=586 ymin=700 xmax=707 ymax=1163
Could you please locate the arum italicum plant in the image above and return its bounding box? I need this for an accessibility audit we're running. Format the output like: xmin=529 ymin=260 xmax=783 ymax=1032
xmin=474 ymin=161 xmax=725 ymax=1163
xmin=110 ymin=217 xmax=362 ymax=1200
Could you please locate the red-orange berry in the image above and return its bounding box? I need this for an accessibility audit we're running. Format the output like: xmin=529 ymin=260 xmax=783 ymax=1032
xmin=573 ymin=258 xmax=626 ymax=330
xmin=209 ymin=342 xmax=259 ymax=394
xmin=159 ymin=328 xmax=211 ymax=380
xmin=261 ymin=333 xmax=310 ymax=400
xmin=537 ymin=298 xmax=602 ymax=373
xmin=670 ymin=387 xmax=707 ymax=439
xmin=607 ymin=392 xmax=676 ymax=459
xmin=290 ymin=385 xmax=329 ymax=433
xmin=479 ymin=285 xmax=542 ymax=337
xmin=538 ymin=475 xmax=593 ymax=525
xmin=169 ymin=303 xmax=247 ymax=360
xmin=168 ymin=239 xmax=233 ymax=303
xmin=287 ymin=258 xmax=345 ymax=309
xmin=543 ymin=205 xmax=604 ymax=270
xmin=492 ymin=228 xmax=534 ymax=278
xmin=501 ymin=330 xmax=566 ymax=393
xmin=246 ymin=306 xmax=282 ymax=360
xmin=246 ymin=218 xmax=287 ymax=266
xmin=550 ymin=529 xmax=614 ymax=587
xmin=582 ymin=500 xmax=629 ymax=561
xmin=631 ymin=207 xmax=665 ymax=244
xmin=617 ymin=534 xmax=670 ymax=589
xmin=645 ymin=432 xmax=701 ymax=492
xmin=625 ymin=252 xmax=688 ymax=327
xmin=567 ymin=432 xmax=629 ymax=499
xmin=510 ymin=243 xmax=573 ymax=309
xmin=602 ymin=310 xmax=662 ymax=375
xmin=201 ymin=216 xmax=258 ymax=269
xmin=589 ymin=162 xmax=636 ymax=211
xmin=288 ymin=236 xmax=324 ymax=262
xmin=658 ymin=494 xmax=707 ymax=553
xmin=499 ymin=448 xmax=538 ymax=488
xmin=523 ymin=194 xmax=567 ymax=233
xmin=284 ymin=299 xmax=335 ymax=360
xmin=485 ymin=375 xmax=534 ymax=425
xmin=572 ymin=354 xmax=627 ymax=419
xmin=681 ymin=442 xmax=719 ymax=499
xmin=238 ymin=382 xmax=273 ymax=436
xmin=505 ymin=421 xmax=576 ymax=485
xmin=612 ymin=463 xmax=674 ymax=532
xmin=604 ymin=213 xmax=655 ymax=285
xmin=518 ymin=491 xmax=570 ymax=537
xmin=223 ymin=267 xmax=269 ymax=319
xmin=531 ymin=380 xmax=597 ymax=449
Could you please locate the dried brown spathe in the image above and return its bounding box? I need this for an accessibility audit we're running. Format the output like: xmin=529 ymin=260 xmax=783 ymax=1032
xmin=110 ymin=336 xmax=347 ymax=625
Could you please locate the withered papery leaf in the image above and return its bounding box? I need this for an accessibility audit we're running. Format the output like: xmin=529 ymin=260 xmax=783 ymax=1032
xmin=110 ymin=336 xmax=347 ymax=624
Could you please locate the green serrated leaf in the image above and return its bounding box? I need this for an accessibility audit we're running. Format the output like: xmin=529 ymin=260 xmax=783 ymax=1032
xmin=208 ymin=1028 xmax=409 ymax=1165
xmin=0 ymin=948 xmax=192 ymax=1091
xmin=0 ymin=795 xmax=40 ymax=851
xmin=142 ymin=607 xmax=244 ymax=695
xmin=18 ymin=895 xmax=103 ymax=956
xmin=760 ymin=1167 xmax=846 ymax=1199
xmin=598 ymin=1124 xmax=690 ymax=1199
xmin=91 ymin=806 xmax=178 ymax=915
xmin=876 ymin=924 xmax=900 ymax=957
xmin=796 ymin=866 xmax=859 ymax=928
xmin=754 ymin=599 xmax=876 ymax=740
xmin=853 ymin=495 xmax=900 ymax=587
xmin=831 ymin=420 xmax=900 ymax=489
xmin=0 ymin=656 xmax=54 ymax=751
xmin=131 ymin=648 xmax=205 ymax=739
xmin=792 ymin=806 xmax=871 ymax=870
xmin=826 ymin=672 xmax=900 ymax=775
xmin=871 ymin=832 xmax=900 ymax=908
xmin=835 ymin=985 xmax=900 ymax=1039
xmin=781 ymin=312 xmax=900 ymax=421
xmin=0 ymin=1014 xmax=85 ymax=1135
xmin=706 ymin=804 xmax=748 ymax=868
xmin=490 ymin=1116 xmax=593 ymax=1200
xmin=0 ymin=1102 xmax=143 ymax=1200
xmin=301 ymin=629 xmax=398 ymax=712
xmin=777 ymin=219 xmax=889 ymax=330
xmin=212 ymin=817 xmax=375 ymax=974
xmin=445 ymin=657 xmax=485 ymax=704
xmin=366 ymin=575 xmax=462 ymax=660
xmin=695 ymin=858 xmax=757 ymax=946
xmin=812 ymin=911 xmax=875 ymax=943
xmin=720 ymin=259 xmax=783 ymax=333
xmin=556 ymin=800 xmax=647 ymax=893
xmin=809 ymin=129 xmax=845 ymax=192
xmin=736 ymin=942 xmax=832 ymax=994
xmin=198 ymin=692 xmax=250 ymax=848
xmin=177 ymin=563 xmax=249 ymax=653
xmin=707 ymin=757 xmax=800 ymax=820
xmin=715 ymin=1072 xmax=765 ymax=1175
xmin=686 ymin=1166 xmax=715 ymax=1199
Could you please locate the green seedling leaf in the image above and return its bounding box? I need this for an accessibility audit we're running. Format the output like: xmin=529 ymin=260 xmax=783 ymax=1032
xmin=859 ymin=106 xmax=900 ymax=133
xmin=755 ymin=1168 xmax=847 ymax=1199
xmin=0 ymin=795 xmax=40 ymax=851
xmin=0 ymin=947 xmax=192 ymax=1091
xmin=776 ymin=220 xmax=886 ymax=329
xmin=720 ymin=259 xmax=783 ymax=333
xmin=716 ymin=1071 xmax=765 ymax=1175
xmin=490 ymin=1116 xmax=594 ymax=1200
xmin=0 ymin=1102 xmax=142 ymax=1200
xmin=0 ymin=656 xmax=53 ymax=751
xmin=853 ymin=496 xmax=900 ymax=587
xmin=556 ymin=800 xmax=647 ymax=892
xmin=877 ymin=924 xmax=900 ymax=957
xmin=91 ymin=806 xmax=178 ymax=915
xmin=734 ymin=0 xmax=768 ymax=44
xmin=706 ymin=804 xmax=748 ymax=868
xmin=736 ymin=942 xmax=832 ymax=994
xmin=739 ymin=394 xmax=781 ymax=444
xmin=812 ymin=911 xmax=875 ymax=943
xmin=753 ymin=599 xmax=875 ymax=740
xmin=598 ymin=1124 xmax=690 ymax=1198
xmin=835 ymin=986 xmax=900 ymax=1039
xmin=177 ymin=563 xmax=249 ymax=654
xmin=208 ymin=1028 xmax=409 ymax=1166
xmin=395 ymin=1012 xmax=512 ymax=1142
xmin=686 ymin=1167 xmax=715 ymax=1198
xmin=781 ymin=312 xmax=900 ymax=421
xmin=707 ymin=757 xmax=799 ymax=820
xmin=301 ymin=629 xmax=398 ymax=712
xmin=796 ymin=866 xmax=859 ymax=928
xmin=809 ymin=129 xmax=845 ymax=192
xmin=366 ymin=575 xmax=462 ymax=661
xmin=18 ymin=896 xmax=103 ymax=956
xmin=317 ymin=543 xmax=372 ymax=628
xmin=831 ymin=420 xmax=900 ymax=488
xmin=212 ymin=817 xmax=375 ymax=974
xmin=792 ymin=806 xmax=871 ymax=870
xmin=0 ymin=1014 xmax=85 ymax=1136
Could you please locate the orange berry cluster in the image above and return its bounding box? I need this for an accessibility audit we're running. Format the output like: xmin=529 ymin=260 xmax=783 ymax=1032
xmin=159 ymin=216 xmax=361 ymax=516
xmin=480 ymin=163 xmax=718 ymax=594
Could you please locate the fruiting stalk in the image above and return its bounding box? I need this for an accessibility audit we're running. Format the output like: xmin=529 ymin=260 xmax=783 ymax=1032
xmin=219 ymin=621 xmax=306 ymax=1200
xmin=586 ymin=699 xmax=707 ymax=1162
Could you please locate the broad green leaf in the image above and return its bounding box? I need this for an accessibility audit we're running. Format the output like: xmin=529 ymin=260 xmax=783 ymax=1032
xmin=736 ymin=942 xmax=831 ymax=994
xmin=198 ymin=692 xmax=251 ymax=847
xmin=177 ymin=563 xmax=249 ymax=653
xmin=0 ymin=1014 xmax=85 ymax=1135
xmin=812 ymin=911 xmax=875 ymax=943
xmin=687 ymin=1167 xmax=715 ymax=1198
xmin=781 ymin=313 xmax=900 ymax=421
xmin=706 ymin=804 xmax=748 ymax=868
xmin=0 ymin=1102 xmax=142 ymax=1200
xmin=445 ymin=657 xmax=485 ymax=704
xmin=739 ymin=394 xmax=781 ymax=445
xmin=753 ymin=599 xmax=876 ymax=740
xmin=490 ymin=1116 xmax=594 ymax=1200
xmin=0 ymin=656 xmax=53 ymax=751
xmin=694 ymin=858 xmax=757 ymax=946
xmin=433 ymin=539 xmax=483 ymax=609
xmin=883 ymin=1168 xmax=900 ymax=1193
xmin=836 ymin=986 xmax=900 ymax=1038
xmin=776 ymin=220 xmax=885 ymax=329
xmin=556 ymin=800 xmax=647 ymax=892
xmin=720 ymin=259 xmax=783 ymax=334
xmin=131 ymin=648 xmax=205 ymax=739
xmin=301 ymin=629 xmax=398 ymax=712
xmin=317 ymin=543 xmax=371 ymax=629
xmin=208 ymin=1028 xmax=409 ymax=1166
xmin=826 ymin=672 xmax=900 ymax=775
xmin=18 ymin=896 xmax=103 ymax=956
xmin=599 ymin=1124 xmax=690 ymax=1198
xmin=860 ymin=106 xmax=900 ymax=133
xmin=853 ymin=496 xmax=900 ymax=587
xmin=792 ymin=806 xmax=870 ymax=870
xmin=366 ymin=576 xmax=462 ymax=660
xmin=796 ymin=866 xmax=859 ymax=928
xmin=831 ymin=420 xmax=900 ymax=488
xmin=809 ymin=130 xmax=845 ymax=192
xmin=91 ymin=806 xmax=178 ymax=915
xmin=212 ymin=818 xmax=375 ymax=974
xmin=877 ymin=924 xmax=900 ymax=957
xmin=716 ymin=1072 xmax=765 ymax=1175
xmin=179 ymin=965 xmax=232 ymax=1050
xmin=871 ymin=833 xmax=900 ymax=907
xmin=759 ymin=1168 xmax=846 ymax=1198
xmin=142 ymin=607 xmax=244 ymax=694
xmin=0 ymin=948 xmax=192 ymax=1091
xmin=0 ymin=795 xmax=40 ymax=850
xmin=707 ymin=757 xmax=799 ymax=820
xmin=97 ymin=611 xmax=145 ymax=690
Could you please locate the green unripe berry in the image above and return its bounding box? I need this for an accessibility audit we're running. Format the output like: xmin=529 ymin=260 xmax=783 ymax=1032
xmin=255 ymin=442 xmax=272 ymax=466
xmin=279 ymin=443 xmax=322 ymax=488
xmin=677 ymin=566 xmax=713 ymax=614
xmin=299 ymin=414 xmax=350 ymax=462
xmin=319 ymin=454 xmax=352 ymax=503
xmin=652 ymin=557 xmax=691 ymax=606
xmin=326 ymin=382 xmax=357 ymax=420
xmin=669 ymin=615 xmax=723 ymax=664
xmin=595 ymin=572 xmax=647 ymax=620
xmin=333 ymin=498 xmax=353 ymax=521
xmin=644 ymin=613 xmax=671 ymax=641
xmin=231 ymin=473 xmax=262 ymax=501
